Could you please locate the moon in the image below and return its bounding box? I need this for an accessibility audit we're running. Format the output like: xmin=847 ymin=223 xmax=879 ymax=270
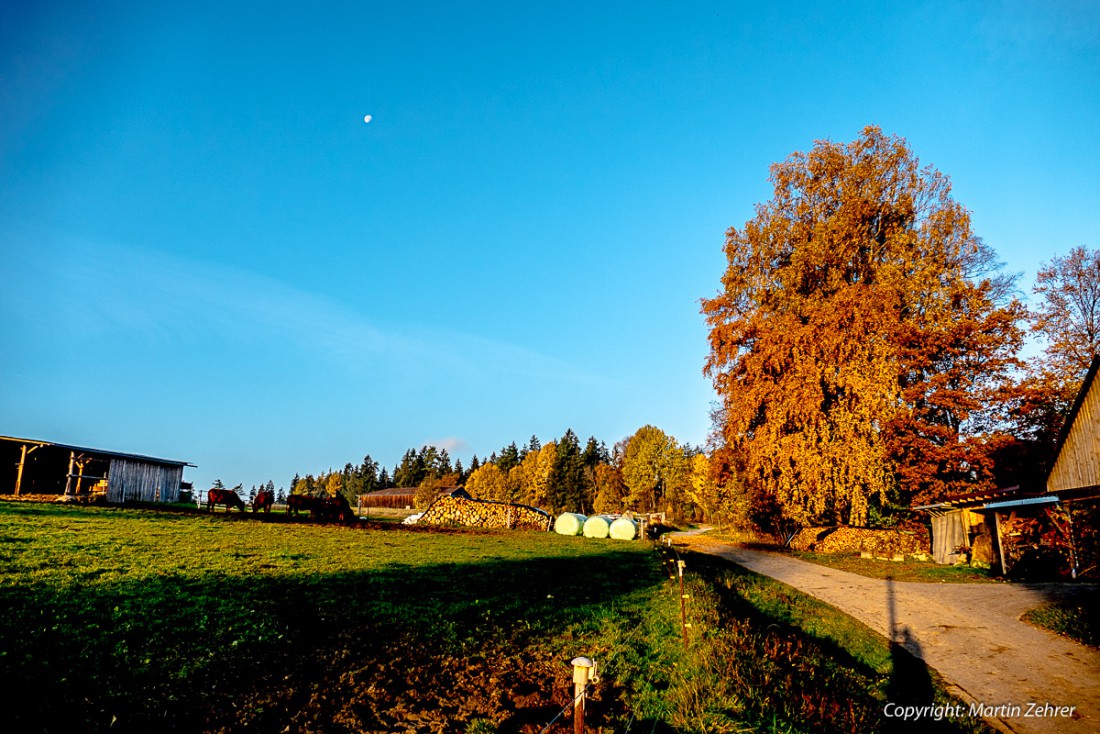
xmin=363 ymin=114 xmax=372 ymax=123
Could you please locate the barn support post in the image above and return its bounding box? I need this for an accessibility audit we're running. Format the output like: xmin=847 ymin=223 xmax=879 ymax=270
xmin=14 ymin=443 xmax=43 ymax=496
xmin=64 ymin=451 xmax=76 ymax=497
xmin=74 ymin=457 xmax=86 ymax=496
xmin=15 ymin=444 xmax=28 ymax=496
xmin=15 ymin=444 xmax=26 ymax=496
xmin=1065 ymin=507 xmax=1079 ymax=580
xmin=993 ymin=511 xmax=1007 ymax=576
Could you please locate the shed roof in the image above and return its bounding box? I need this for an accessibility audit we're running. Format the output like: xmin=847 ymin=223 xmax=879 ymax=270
xmin=912 ymin=485 xmax=1054 ymax=514
xmin=0 ymin=435 xmax=195 ymax=467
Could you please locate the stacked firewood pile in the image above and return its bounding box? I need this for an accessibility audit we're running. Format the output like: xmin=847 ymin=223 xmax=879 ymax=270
xmin=790 ymin=526 xmax=929 ymax=560
xmin=418 ymin=494 xmax=552 ymax=531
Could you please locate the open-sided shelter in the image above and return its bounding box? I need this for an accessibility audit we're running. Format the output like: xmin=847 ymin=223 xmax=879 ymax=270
xmin=916 ymin=355 xmax=1100 ymax=574
xmin=1 ymin=435 xmax=194 ymax=503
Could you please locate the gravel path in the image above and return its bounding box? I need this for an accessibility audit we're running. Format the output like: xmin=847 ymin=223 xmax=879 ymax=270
xmin=676 ymin=534 xmax=1100 ymax=734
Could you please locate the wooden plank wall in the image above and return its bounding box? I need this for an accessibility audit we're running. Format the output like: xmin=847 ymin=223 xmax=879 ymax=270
xmin=1048 ymin=372 xmax=1100 ymax=492
xmin=931 ymin=511 xmax=967 ymax=564
xmin=106 ymin=459 xmax=183 ymax=503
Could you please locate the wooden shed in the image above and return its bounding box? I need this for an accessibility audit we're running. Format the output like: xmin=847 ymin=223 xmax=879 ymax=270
xmin=1 ymin=435 xmax=195 ymax=504
xmin=914 ymin=486 xmax=1056 ymax=570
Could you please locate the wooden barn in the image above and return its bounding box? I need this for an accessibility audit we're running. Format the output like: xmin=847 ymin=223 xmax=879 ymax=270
xmin=1046 ymin=354 xmax=1100 ymax=501
xmin=1 ymin=435 xmax=195 ymax=504
xmin=357 ymin=486 xmax=419 ymax=509
xmin=356 ymin=486 xmax=468 ymax=512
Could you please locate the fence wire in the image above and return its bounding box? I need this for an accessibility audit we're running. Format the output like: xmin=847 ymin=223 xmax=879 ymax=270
xmin=540 ymin=537 xmax=684 ymax=733
xmin=536 ymin=681 xmax=594 ymax=734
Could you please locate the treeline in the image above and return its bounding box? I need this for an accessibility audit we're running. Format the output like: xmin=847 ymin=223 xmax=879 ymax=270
xmin=289 ymin=446 xmax=464 ymax=508
xmin=290 ymin=426 xmax=717 ymax=518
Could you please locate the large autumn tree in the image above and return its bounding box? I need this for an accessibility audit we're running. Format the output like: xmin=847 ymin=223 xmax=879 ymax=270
xmin=702 ymin=126 xmax=1024 ymax=526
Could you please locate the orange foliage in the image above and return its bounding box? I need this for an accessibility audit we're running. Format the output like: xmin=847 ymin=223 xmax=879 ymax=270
xmin=703 ymin=127 xmax=1024 ymax=524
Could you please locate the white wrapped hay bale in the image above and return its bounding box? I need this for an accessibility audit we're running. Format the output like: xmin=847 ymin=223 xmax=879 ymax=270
xmin=609 ymin=516 xmax=638 ymax=540
xmin=583 ymin=515 xmax=612 ymax=538
xmin=554 ymin=512 xmax=587 ymax=536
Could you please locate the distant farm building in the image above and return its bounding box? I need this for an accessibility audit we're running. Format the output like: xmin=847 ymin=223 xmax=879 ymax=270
xmin=358 ymin=487 xmax=419 ymax=509
xmin=357 ymin=486 xmax=468 ymax=511
xmin=0 ymin=435 xmax=194 ymax=503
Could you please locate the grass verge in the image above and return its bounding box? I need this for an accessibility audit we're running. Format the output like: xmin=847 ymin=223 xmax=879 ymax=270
xmin=786 ymin=550 xmax=997 ymax=583
xmin=705 ymin=530 xmax=996 ymax=583
xmin=651 ymin=549 xmax=995 ymax=734
xmin=1021 ymin=588 xmax=1100 ymax=647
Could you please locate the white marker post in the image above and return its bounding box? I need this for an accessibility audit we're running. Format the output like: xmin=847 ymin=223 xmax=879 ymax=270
xmin=570 ymin=656 xmax=596 ymax=734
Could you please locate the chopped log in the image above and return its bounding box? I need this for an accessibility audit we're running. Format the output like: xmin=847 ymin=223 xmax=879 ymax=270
xmin=417 ymin=495 xmax=551 ymax=531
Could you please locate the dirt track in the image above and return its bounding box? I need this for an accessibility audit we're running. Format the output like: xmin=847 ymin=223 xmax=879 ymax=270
xmin=676 ymin=534 xmax=1100 ymax=734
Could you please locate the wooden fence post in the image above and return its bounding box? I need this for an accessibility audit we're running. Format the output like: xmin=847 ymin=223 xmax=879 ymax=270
xmin=570 ymin=656 xmax=595 ymax=734
xmin=678 ymin=560 xmax=690 ymax=649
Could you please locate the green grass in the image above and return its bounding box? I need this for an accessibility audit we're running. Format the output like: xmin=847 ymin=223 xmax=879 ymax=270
xmin=706 ymin=529 xmax=996 ymax=583
xmin=356 ymin=506 xmax=418 ymax=523
xmin=0 ymin=502 xmax=997 ymax=734
xmin=0 ymin=502 xmax=663 ymax=733
xmin=666 ymin=551 xmax=995 ymax=734
xmin=787 ymin=550 xmax=997 ymax=583
xmin=1021 ymin=588 xmax=1100 ymax=647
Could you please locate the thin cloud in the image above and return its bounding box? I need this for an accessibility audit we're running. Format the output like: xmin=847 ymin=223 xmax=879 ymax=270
xmin=427 ymin=437 xmax=470 ymax=455
xmin=2 ymin=224 xmax=604 ymax=386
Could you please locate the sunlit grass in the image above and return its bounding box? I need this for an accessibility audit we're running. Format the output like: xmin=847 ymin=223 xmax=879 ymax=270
xmin=0 ymin=502 xmax=662 ymax=733
xmin=705 ymin=528 xmax=996 ymax=584
xmin=671 ymin=551 xmax=994 ymax=734
xmin=786 ymin=549 xmax=997 ymax=583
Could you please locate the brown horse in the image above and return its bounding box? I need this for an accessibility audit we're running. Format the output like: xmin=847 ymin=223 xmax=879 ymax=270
xmin=286 ymin=494 xmax=354 ymax=523
xmin=206 ymin=488 xmax=246 ymax=512
xmin=315 ymin=495 xmax=355 ymax=523
xmin=252 ymin=490 xmax=275 ymax=513
xmin=286 ymin=493 xmax=319 ymax=517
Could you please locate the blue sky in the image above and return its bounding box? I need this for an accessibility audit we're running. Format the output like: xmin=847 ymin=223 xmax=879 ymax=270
xmin=2 ymin=1 xmax=1098 ymax=491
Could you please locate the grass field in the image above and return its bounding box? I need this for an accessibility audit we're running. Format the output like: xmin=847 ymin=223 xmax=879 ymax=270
xmin=0 ymin=502 xmax=670 ymax=733
xmin=661 ymin=550 xmax=993 ymax=734
xmin=0 ymin=502 xmax=992 ymax=733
